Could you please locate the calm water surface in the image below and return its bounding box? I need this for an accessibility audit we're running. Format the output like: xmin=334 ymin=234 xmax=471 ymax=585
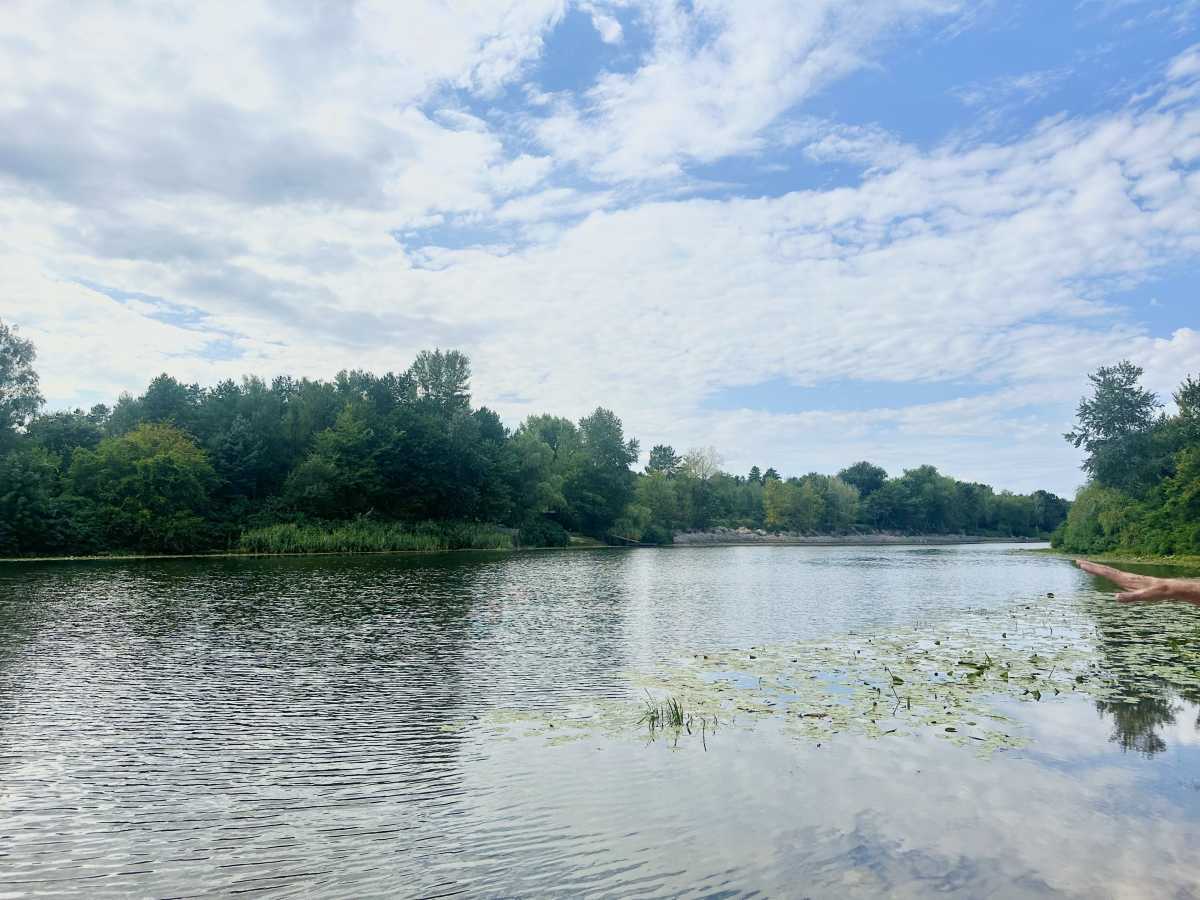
xmin=1 ymin=544 xmax=1199 ymax=898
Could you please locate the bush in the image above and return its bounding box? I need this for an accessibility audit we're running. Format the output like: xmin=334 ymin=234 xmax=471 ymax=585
xmin=640 ymin=524 xmax=674 ymax=545
xmin=518 ymin=517 xmax=570 ymax=548
xmin=1054 ymin=484 xmax=1139 ymax=554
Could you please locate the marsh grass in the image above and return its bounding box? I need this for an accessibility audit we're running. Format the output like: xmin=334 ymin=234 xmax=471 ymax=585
xmin=238 ymin=520 xmax=516 ymax=554
xmin=637 ymin=694 xmax=719 ymax=748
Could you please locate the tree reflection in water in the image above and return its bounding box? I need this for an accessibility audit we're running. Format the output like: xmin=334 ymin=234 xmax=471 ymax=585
xmin=1088 ymin=596 xmax=1200 ymax=757
xmin=1096 ymin=692 xmax=1184 ymax=756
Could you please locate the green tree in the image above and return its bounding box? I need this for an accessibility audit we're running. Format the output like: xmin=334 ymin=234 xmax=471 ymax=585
xmin=820 ymin=476 xmax=860 ymax=531
xmin=27 ymin=410 xmax=103 ymax=468
xmin=1054 ymin=483 xmax=1138 ymax=554
xmin=636 ymin=472 xmax=681 ymax=532
xmin=0 ymin=445 xmax=72 ymax=554
xmin=763 ymin=477 xmax=795 ymax=530
xmin=791 ymin=478 xmax=824 ymax=532
xmin=566 ymin=408 xmax=638 ymax=537
xmin=0 ymin=319 xmax=43 ymax=445
xmin=408 ymin=349 xmax=471 ymax=413
xmin=67 ymin=423 xmax=217 ymax=552
xmin=646 ymin=444 xmax=681 ymax=475
xmin=762 ymin=478 xmax=822 ymax=532
xmin=837 ymin=461 xmax=887 ymax=498
xmin=1065 ymin=361 xmax=1163 ymax=494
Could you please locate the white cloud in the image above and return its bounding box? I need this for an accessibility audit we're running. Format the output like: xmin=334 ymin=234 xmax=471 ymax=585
xmin=532 ymin=0 xmax=963 ymax=181
xmin=951 ymin=67 xmax=1073 ymax=109
xmin=582 ymin=3 xmax=625 ymax=43
xmin=1 ymin=5 xmax=1199 ymax=497
xmin=1167 ymin=43 xmax=1200 ymax=81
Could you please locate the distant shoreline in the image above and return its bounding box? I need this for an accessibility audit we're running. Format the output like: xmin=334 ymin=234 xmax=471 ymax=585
xmin=0 ymin=534 xmax=1048 ymax=564
xmin=671 ymin=530 xmax=1047 ymax=547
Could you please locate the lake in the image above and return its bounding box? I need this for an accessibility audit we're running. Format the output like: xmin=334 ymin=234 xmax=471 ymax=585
xmin=2 ymin=544 xmax=1199 ymax=898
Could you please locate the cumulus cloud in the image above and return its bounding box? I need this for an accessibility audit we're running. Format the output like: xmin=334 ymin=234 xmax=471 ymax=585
xmin=531 ymin=0 xmax=963 ymax=181
xmin=1 ymin=2 xmax=1198 ymax=495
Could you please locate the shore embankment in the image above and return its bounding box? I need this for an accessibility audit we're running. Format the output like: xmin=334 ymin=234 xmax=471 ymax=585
xmin=671 ymin=529 xmax=1047 ymax=547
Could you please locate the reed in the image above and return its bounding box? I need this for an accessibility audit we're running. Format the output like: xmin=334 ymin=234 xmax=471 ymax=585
xmin=638 ymin=694 xmax=690 ymax=732
xmin=237 ymin=520 xmax=516 ymax=555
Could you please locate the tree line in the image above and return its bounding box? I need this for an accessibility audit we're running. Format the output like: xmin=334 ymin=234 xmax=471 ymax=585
xmin=622 ymin=449 xmax=1066 ymax=543
xmin=0 ymin=318 xmax=1067 ymax=556
xmin=1053 ymin=361 xmax=1200 ymax=556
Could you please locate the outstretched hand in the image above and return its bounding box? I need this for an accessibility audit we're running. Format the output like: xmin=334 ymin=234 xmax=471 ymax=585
xmin=1074 ymin=559 xmax=1200 ymax=605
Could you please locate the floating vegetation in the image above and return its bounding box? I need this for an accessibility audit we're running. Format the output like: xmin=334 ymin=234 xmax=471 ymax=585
xmin=456 ymin=591 xmax=1200 ymax=757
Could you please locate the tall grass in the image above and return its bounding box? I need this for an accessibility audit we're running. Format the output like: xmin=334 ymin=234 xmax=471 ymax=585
xmin=238 ymin=520 xmax=516 ymax=555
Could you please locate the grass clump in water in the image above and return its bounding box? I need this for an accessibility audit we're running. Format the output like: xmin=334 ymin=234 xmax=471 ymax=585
xmin=638 ymin=694 xmax=720 ymax=748
xmin=238 ymin=520 xmax=516 ymax=554
xmin=639 ymin=695 xmax=687 ymax=731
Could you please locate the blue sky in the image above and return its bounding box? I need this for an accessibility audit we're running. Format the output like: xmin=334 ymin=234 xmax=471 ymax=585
xmin=1 ymin=0 xmax=1198 ymax=495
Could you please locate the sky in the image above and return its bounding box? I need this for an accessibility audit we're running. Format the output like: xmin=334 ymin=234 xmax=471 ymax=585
xmin=1 ymin=0 xmax=1198 ymax=496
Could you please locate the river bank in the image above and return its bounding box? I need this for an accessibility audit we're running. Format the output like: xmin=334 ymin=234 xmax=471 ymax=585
xmin=671 ymin=528 xmax=1047 ymax=547
xmin=0 ymin=540 xmax=616 ymax=565
xmin=2 ymin=532 xmax=1040 ymax=563
xmin=1027 ymin=547 xmax=1200 ymax=570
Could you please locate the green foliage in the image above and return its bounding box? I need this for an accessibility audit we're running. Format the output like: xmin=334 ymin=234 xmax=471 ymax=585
xmin=646 ymin=444 xmax=681 ymax=475
xmin=564 ymin=408 xmax=639 ymax=536
xmin=408 ymin=349 xmax=471 ymax=412
xmin=0 ymin=445 xmax=86 ymax=555
xmin=0 ymin=319 xmax=43 ymax=445
xmin=837 ymin=461 xmax=888 ymax=498
xmin=1065 ymin=361 xmax=1164 ymax=495
xmin=517 ymin=516 xmax=570 ymax=548
xmin=1055 ymin=364 xmax=1200 ymax=557
xmin=1052 ymin=484 xmax=1136 ymax=554
xmin=639 ymin=523 xmax=675 ymax=545
xmin=66 ymin=423 xmax=218 ymax=553
xmin=27 ymin=410 xmax=103 ymax=467
xmin=239 ymin=519 xmax=516 ymax=554
xmin=0 ymin=323 xmax=1071 ymax=558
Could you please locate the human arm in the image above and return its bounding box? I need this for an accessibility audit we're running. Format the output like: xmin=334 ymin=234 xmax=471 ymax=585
xmin=1074 ymin=559 xmax=1200 ymax=604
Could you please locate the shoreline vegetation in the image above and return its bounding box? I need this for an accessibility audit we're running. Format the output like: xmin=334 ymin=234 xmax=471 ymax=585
xmin=1030 ymin=547 xmax=1200 ymax=570
xmin=2 ymin=324 xmax=1071 ymax=559
xmin=1051 ymin=362 xmax=1199 ymax=558
xmin=671 ymin=528 xmax=1045 ymax=547
xmin=0 ymin=532 xmax=1044 ymax=564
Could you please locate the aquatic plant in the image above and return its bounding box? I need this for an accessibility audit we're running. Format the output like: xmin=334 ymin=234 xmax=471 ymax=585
xmin=638 ymin=695 xmax=688 ymax=731
xmin=456 ymin=590 xmax=1200 ymax=757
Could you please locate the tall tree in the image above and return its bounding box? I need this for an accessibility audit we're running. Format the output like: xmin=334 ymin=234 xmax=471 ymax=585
xmin=567 ymin=408 xmax=638 ymax=536
xmin=681 ymin=446 xmax=723 ymax=481
xmin=0 ymin=319 xmax=43 ymax=445
xmin=1065 ymin=361 xmax=1162 ymax=493
xmin=646 ymin=444 xmax=681 ymax=475
xmin=837 ymin=461 xmax=887 ymax=498
xmin=408 ymin=349 xmax=471 ymax=413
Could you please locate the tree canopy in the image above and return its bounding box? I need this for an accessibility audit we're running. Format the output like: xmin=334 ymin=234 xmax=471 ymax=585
xmin=0 ymin=320 xmax=43 ymax=445
xmin=1054 ymin=362 xmax=1200 ymax=556
xmin=0 ymin=319 xmax=1070 ymax=556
